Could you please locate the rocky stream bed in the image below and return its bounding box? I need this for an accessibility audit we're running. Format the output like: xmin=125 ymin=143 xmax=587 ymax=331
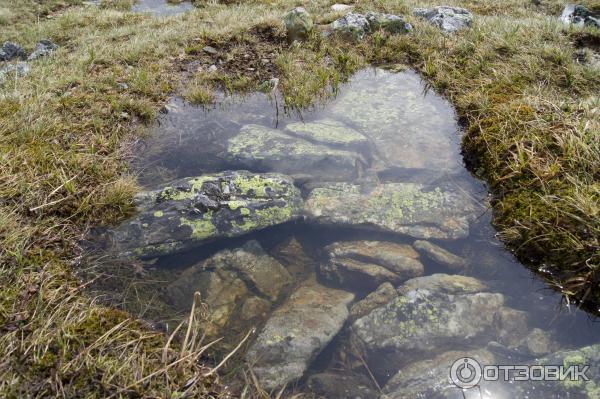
xmin=77 ymin=3 xmax=600 ymax=398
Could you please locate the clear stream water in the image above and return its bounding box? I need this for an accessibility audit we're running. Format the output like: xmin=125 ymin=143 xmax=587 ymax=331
xmin=88 ymin=68 xmax=600 ymax=398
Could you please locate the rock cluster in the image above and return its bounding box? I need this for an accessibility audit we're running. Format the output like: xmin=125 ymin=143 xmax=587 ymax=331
xmin=413 ymin=6 xmax=473 ymax=33
xmin=331 ymin=11 xmax=412 ymax=39
xmin=0 ymin=39 xmax=59 ymax=84
xmin=559 ymin=4 xmax=600 ymax=28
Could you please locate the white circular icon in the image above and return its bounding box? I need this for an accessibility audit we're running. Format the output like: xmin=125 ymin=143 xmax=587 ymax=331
xmin=450 ymin=357 xmax=482 ymax=389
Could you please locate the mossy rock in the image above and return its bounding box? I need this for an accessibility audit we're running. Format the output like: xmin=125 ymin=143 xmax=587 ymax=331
xmin=305 ymin=181 xmax=477 ymax=240
xmin=107 ymin=171 xmax=303 ymax=258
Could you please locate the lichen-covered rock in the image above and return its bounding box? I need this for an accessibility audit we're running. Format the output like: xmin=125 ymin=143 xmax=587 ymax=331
xmin=381 ymin=349 xmax=497 ymax=399
xmin=350 ymin=282 xmax=397 ymax=321
xmin=227 ymin=124 xmax=364 ymax=181
xmin=322 ymin=241 xmax=423 ymax=290
xmin=348 ymin=274 xmax=529 ymax=378
xmin=559 ymin=5 xmax=599 ymax=28
xmin=327 ymin=69 xmax=462 ymax=173
xmin=331 ymin=12 xmax=412 ymax=39
xmin=284 ymin=119 xmax=368 ymax=148
xmin=305 ymin=182 xmax=477 ymax=240
xmin=413 ymin=240 xmax=468 ymax=270
xmin=107 ymin=171 xmax=303 ymax=258
xmin=284 ymin=7 xmax=313 ymax=42
xmin=166 ymin=240 xmax=292 ymax=339
xmin=331 ymin=12 xmax=371 ymax=39
xmin=27 ymin=39 xmax=58 ymax=61
xmin=246 ymin=278 xmax=354 ymax=390
xmin=365 ymin=11 xmax=412 ymax=35
xmin=413 ymin=6 xmax=473 ymax=33
xmin=0 ymin=42 xmax=26 ymax=61
xmin=307 ymin=372 xmax=378 ymax=399
xmin=513 ymin=344 xmax=600 ymax=398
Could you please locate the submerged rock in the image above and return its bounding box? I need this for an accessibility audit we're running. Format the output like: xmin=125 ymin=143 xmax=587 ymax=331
xmin=349 ymin=282 xmax=397 ymax=321
xmin=307 ymin=372 xmax=378 ymax=399
xmin=28 ymin=39 xmax=58 ymax=61
xmin=348 ymin=274 xmax=529 ymax=378
xmin=166 ymin=240 xmax=292 ymax=339
xmin=284 ymin=7 xmax=314 ymax=42
xmin=413 ymin=240 xmax=468 ymax=270
xmin=284 ymin=119 xmax=368 ymax=148
xmin=0 ymin=42 xmax=26 ymax=61
xmin=227 ymin=124 xmax=363 ymax=181
xmin=327 ymin=69 xmax=462 ymax=173
xmin=305 ymin=182 xmax=477 ymax=240
xmin=382 ymin=349 xmax=497 ymax=399
xmin=107 ymin=171 xmax=303 ymax=258
xmin=413 ymin=7 xmax=473 ymax=33
xmin=322 ymin=241 xmax=423 ymax=290
xmin=246 ymin=278 xmax=354 ymax=390
xmin=559 ymin=5 xmax=600 ymax=28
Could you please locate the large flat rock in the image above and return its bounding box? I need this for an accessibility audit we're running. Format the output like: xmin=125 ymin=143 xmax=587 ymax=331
xmin=246 ymin=278 xmax=354 ymax=390
xmin=227 ymin=124 xmax=363 ymax=181
xmin=107 ymin=171 xmax=303 ymax=258
xmin=305 ymin=182 xmax=477 ymax=240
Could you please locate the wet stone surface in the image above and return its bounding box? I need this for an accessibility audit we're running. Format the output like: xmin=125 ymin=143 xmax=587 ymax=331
xmin=87 ymin=67 xmax=600 ymax=397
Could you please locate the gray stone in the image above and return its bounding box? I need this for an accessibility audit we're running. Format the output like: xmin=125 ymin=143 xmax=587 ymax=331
xmin=284 ymin=118 xmax=368 ymax=148
xmin=246 ymin=278 xmax=354 ymax=390
xmin=305 ymin=182 xmax=477 ymax=240
xmin=331 ymin=12 xmax=371 ymax=39
xmin=331 ymin=12 xmax=411 ymax=39
xmin=27 ymin=39 xmax=58 ymax=61
xmin=270 ymin=236 xmax=316 ymax=279
xmin=307 ymin=372 xmax=378 ymax=399
xmin=0 ymin=42 xmax=26 ymax=61
xmin=413 ymin=240 xmax=468 ymax=270
xmin=365 ymin=11 xmax=412 ymax=35
xmin=107 ymin=171 xmax=303 ymax=258
xmin=202 ymin=46 xmax=218 ymax=55
xmin=330 ymin=4 xmax=353 ymax=13
xmin=322 ymin=241 xmax=424 ymax=290
xmin=518 ymin=328 xmax=557 ymax=357
xmin=350 ymin=282 xmax=397 ymax=321
xmin=349 ymin=274 xmax=529 ymax=378
xmin=559 ymin=5 xmax=599 ymax=28
xmin=0 ymin=62 xmax=30 ymax=84
xmin=382 ymin=349 xmax=497 ymax=399
xmin=284 ymin=7 xmax=313 ymax=42
xmin=166 ymin=240 xmax=292 ymax=339
xmin=413 ymin=7 xmax=473 ymax=33
xmin=227 ymin=124 xmax=364 ymax=181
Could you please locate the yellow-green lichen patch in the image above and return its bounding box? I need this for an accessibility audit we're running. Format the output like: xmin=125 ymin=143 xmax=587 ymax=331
xmin=179 ymin=213 xmax=216 ymax=240
xmin=232 ymin=174 xmax=287 ymax=198
xmin=153 ymin=210 xmax=164 ymax=218
xmin=285 ymin=119 xmax=368 ymax=146
xmin=228 ymin=124 xmax=359 ymax=162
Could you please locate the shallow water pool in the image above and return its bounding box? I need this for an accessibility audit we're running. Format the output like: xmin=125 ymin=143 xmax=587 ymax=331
xmin=87 ymin=68 xmax=600 ymax=398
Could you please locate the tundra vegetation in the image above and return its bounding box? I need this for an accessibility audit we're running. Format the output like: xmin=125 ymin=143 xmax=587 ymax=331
xmin=0 ymin=0 xmax=598 ymax=397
